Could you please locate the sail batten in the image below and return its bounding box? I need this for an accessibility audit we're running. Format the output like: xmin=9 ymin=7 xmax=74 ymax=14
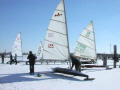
xmin=45 ymin=39 xmax=68 ymax=48
xmin=50 ymin=19 xmax=65 ymax=23
xmin=76 ymin=41 xmax=95 ymax=50
xmin=74 ymin=21 xmax=96 ymax=61
xmin=56 ymin=9 xmax=64 ymax=12
xmin=79 ymin=34 xmax=94 ymax=41
xmin=43 ymin=0 xmax=69 ymax=61
xmin=82 ymin=28 xmax=95 ymax=33
xmin=48 ymin=29 xmax=67 ymax=35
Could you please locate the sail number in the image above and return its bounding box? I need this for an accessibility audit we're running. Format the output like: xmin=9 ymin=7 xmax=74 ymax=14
xmin=85 ymin=32 xmax=91 ymax=38
xmin=75 ymin=42 xmax=86 ymax=53
xmin=54 ymin=12 xmax=62 ymax=17
xmin=48 ymin=44 xmax=54 ymax=48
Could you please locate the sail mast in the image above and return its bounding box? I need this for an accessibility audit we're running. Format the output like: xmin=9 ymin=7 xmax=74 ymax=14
xmin=20 ymin=32 xmax=23 ymax=60
xmin=20 ymin=32 xmax=22 ymax=57
xmin=92 ymin=21 xmax=97 ymax=60
xmin=63 ymin=0 xmax=71 ymax=67
xmin=37 ymin=41 xmax=43 ymax=60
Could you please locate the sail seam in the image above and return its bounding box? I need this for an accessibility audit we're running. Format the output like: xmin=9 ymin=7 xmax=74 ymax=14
xmin=48 ymin=28 xmax=67 ymax=36
xmin=76 ymin=41 xmax=94 ymax=50
xmin=45 ymin=39 xmax=68 ymax=48
xmin=80 ymin=34 xmax=94 ymax=41
xmin=44 ymin=48 xmax=66 ymax=60
xmin=51 ymin=19 xmax=65 ymax=24
xmin=84 ymin=28 xmax=94 ymax=33
xmin=43 ymin=49 xmax=61 ymax=60
xmin=56 ymin=9 xmax=64 ymax=12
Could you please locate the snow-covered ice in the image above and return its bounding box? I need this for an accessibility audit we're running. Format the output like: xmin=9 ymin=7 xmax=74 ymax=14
xmin=0 ymin=58 xmax=120 ymax=90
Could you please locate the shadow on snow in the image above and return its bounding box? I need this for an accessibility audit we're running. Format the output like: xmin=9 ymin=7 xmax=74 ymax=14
xmin=0 ymin=71 xmax=87 ymax=84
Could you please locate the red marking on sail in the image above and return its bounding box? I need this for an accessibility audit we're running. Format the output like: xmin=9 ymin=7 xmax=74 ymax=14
xmin=17 ymin=37 xmax=20 ymax=40
xmin=48 ymin=44 xmax=54 ymax=48
xmin=55 ymin=13 xmax=62 ymax=16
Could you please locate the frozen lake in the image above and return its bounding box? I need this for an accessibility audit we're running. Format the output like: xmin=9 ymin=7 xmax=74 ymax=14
xmin=0 ymin=58 xmax=120 ymax=90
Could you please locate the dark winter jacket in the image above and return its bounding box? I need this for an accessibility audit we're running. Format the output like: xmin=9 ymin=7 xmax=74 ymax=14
xmin=70 ymin=55 xmax=81 ymax=65
xmin=1 ymin=54 xmax=4 ymax=59
xmin=10 ymin=55 xmax=13 ymax=61
xmin=27 ymin=53 xmax=35 ymax=65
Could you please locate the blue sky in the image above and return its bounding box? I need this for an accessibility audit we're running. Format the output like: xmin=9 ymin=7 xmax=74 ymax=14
xmin=0 ymin=0 xmax=120 ymax=53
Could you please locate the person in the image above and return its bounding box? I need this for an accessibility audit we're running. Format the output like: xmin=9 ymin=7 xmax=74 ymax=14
xmin=1 ymin=53 xmax=5 ymax=64
xmin=10 ymin=54 xmax=14 ymax=65
xmin=102 ymin=55 xmax=107 ymax=67
xmin=14 ymin=54 xmax=17 ymax=65
xmin=70 ymin=54 xmax=81 ymax=72
xmin=27 ymin=51 xmax=35 ymax=75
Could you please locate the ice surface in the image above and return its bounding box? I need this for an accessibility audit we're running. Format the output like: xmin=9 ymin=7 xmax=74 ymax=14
xmin=0 ymin=58 xmax=120 ymax=90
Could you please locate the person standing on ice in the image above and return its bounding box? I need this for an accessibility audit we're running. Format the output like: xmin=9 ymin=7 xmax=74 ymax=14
xmin=70 ymin=54 xmax=81 ymax=72
xmin=1 ymin=53 xmax=5 ymax=64
xmin=14 ymin=54 xmax=17 ymax=65
xmin=27 ymin=51 xmax=35 ymax=75
xmin=10 ymin=53 xmax=14 ymax=65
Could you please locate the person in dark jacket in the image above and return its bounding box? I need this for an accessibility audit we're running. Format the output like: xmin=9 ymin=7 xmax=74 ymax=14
xmin=70 ymin=54 xmax=81 ymax=72
xmin=27 ymin=51 xmax=35 ymax=75
xmin=14 ymin=54 xmax=17 ymax=65
xmin=1 ymin=53 xmax=5 ymax=64
xmin=10 ymin=54 xmax=14 ymax=65
xmin=102 ymin=55 xmax=107 ymax=67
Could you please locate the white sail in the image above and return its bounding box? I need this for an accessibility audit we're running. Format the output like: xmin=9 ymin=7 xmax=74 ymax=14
xmin=37 ymin=41 xmax=43 ymax=60
xmin=43 ymin=0 xmax=70 ymax=61
xmin=12 ymin=32 xmax=22 ymax=57
xmin=74 ymin=21 xmax=96 ymax=61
